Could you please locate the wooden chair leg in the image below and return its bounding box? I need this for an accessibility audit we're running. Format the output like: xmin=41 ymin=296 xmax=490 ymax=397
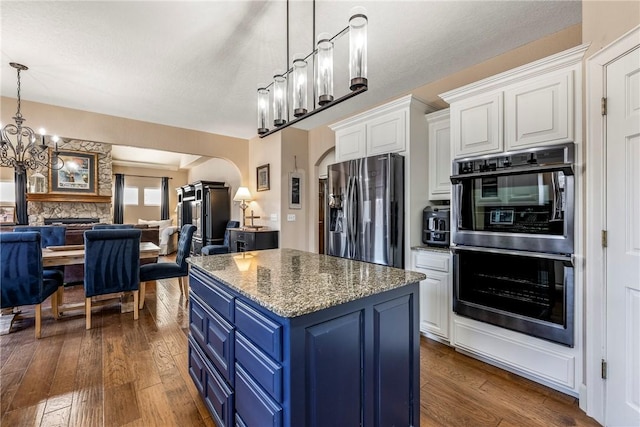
xmin=133 ymin=290 xmax=139 ymax=320
xmin=35 ymin=303 xmax=42 ymax=339
xmin=139 ymin=282 xmax=146 ymax=310
xmin=51 ymin=291 xmax=59 ymax=320
xmin=180 ymin=276 xmax=189 ymax=299
xmin=85 ymin=297 xmax=92 ymax=330
xmin=178 ymin=276 xmax=184 ymax=295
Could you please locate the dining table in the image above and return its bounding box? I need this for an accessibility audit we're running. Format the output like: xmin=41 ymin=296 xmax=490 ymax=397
xmin=42 ymin=242 xmax=161 ymax=315
xmin=42 ymin=241 xmax=161 ymax=267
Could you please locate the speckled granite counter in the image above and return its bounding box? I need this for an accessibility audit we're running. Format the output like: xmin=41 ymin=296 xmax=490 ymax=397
xmin=411 ymin=245 xmax=451 ymax=254
xmin=187 ymin=248 xmax=426 ymax=318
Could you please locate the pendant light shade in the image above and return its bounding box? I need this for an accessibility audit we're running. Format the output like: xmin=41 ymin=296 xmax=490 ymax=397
xmin=316 ymin=33 xmax=334 ymax=106
xmin=273 ymin=72 xmax=287 ymax=126
xmin=292 ymin=54 xmax=308 ymax=117
xmin=349 ymin=7 xmax=368 ymax=90
xmin=257 ymin=87 xmax=270 ymax=135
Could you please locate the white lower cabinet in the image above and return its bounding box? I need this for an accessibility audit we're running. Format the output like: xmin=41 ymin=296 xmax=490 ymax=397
xmin=412 ymin=249 xmax=452 ymax=343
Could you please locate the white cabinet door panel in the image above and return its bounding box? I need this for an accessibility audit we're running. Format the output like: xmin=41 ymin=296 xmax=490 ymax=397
xmin=427 ymin=110 xmax=452 ymax=201
xmin=419 ymin=271 xmax=450 ymax=339
xmin=335 ymin=124 xmax=366 ymax=162
xmin=505 ymin=71 xmax=573 ymax=149
xmin=451 ymin=93 xmax=503 ymax=158
xmin=366 ymin=110 xmax=406 ymax=155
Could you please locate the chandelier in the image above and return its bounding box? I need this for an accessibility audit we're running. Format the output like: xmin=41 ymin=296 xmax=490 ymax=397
xmin=0 ymin=62 xmax=62 ymax=174
xmin=257 ymin=3 xmax=368 ymax=137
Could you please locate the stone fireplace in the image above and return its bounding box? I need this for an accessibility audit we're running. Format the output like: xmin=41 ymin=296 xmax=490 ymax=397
xmin=27 ymin=139 xmax=113 ymax=225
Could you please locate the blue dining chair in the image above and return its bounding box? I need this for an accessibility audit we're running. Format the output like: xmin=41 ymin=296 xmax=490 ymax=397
xmin=13 ymin=225 xmax=66 ymax=283
xmin=0 ymin=232 xmax=61 ymax=338
xmin=83 ymin=229 xmax=141 ymax=329
xmin=92 ymin=224 xmax=134 ymax=229
xmin=200 ymin=220 xmax=240 ymax=255
xmin=138 ymin=224 xmax=196 ymax=308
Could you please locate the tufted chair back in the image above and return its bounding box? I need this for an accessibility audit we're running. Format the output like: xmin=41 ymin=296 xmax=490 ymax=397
xmin=14 ymin=225 xmax=66 ymax=248
xmin=176 ymin=224 xmax=197 ymax=273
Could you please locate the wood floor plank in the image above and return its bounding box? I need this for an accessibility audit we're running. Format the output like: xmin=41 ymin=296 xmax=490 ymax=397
xmin=161 ymin=360 xmax=211 ymax=427
xmin=173 ymin=350 xmax=211 ymax=421
xmin=8 ymin=323 xmax=64 ymax=411
xmin=0 ymin=370 xmax=23 ymax=414
xmin=45 ymin=329 xmax=84 ymax=415
xmin=103 ymin=315 xmax=134 ymax=388
xmin=0 ymin=403 xmax=45 ymax=427
xmin=104 ymin=382 xmax=141 ymax=426
xmin=130 ymin=382 xmax=177 ymax=427
xmin=39 ymin=405 xmax=71 ymax=427
xmin=130 ymin=348 xmax=163 ymax=390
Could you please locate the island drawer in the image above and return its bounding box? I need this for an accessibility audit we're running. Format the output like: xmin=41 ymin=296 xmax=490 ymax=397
xmin=189 ymin=338 xmax=234 ymax=427
xmin=190 ymin=294 xmax=235 ymax=384
xmin=235 ymin=363 xmax=283 ymax=427
xmin=235 ymin=300 xmax=283 ymax=361
xmin=236 ymin=332 xmax=283 ymax=402
xmin=190 ymin=269 xmax=234 ymax=321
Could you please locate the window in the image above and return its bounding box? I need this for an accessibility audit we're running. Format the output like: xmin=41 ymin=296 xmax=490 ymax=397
xmin=123 ymin=187 xmax=138 ymax=205
xmin=144 ymin=187 xmax=161 ymax=206
xmin=0 ymin=181 xmax=15 ymax=203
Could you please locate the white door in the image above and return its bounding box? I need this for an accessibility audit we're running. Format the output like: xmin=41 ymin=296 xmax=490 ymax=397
xmin=605 ymin=46 xmax=640 ymax=427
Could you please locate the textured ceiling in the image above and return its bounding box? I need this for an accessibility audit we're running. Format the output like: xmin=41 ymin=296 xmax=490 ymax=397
xmin=1 ymin=0 xmax=581 ymax=146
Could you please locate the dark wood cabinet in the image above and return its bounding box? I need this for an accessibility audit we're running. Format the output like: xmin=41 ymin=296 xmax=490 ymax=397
xmin=229 ymin=229 xmax=279 ymax=252
xmin=190 ymin=181 xmax=230 ymax=255
xmin=176 ymin=184 xmax=194 ymax=230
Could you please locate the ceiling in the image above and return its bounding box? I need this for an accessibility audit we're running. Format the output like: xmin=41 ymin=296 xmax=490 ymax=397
xmin=1 ymin=1 xmax=581 ymax=146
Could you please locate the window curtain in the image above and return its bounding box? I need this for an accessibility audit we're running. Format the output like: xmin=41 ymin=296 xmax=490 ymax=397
xmin=113 ymin=173 xmax=125 ymax=224
xmin=160 ymin=176 xmax=169 ymax=220
xmin=14 ymin=169 xmax=27 ymax=225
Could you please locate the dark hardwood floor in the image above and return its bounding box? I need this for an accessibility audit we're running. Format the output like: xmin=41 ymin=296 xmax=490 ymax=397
xmin=1 ymin=258 xmax=600 ymax=427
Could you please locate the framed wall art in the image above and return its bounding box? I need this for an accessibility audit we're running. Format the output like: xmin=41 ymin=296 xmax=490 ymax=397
xmin=288 ymin=171 xmax=302 ymax=209
xmin=49 ymin=150 xmax=98 ymax=194
xmin=257 ymin=164 xmax=270 ymax=192
xmin=0 ymin=206 xmax=16 ymax=225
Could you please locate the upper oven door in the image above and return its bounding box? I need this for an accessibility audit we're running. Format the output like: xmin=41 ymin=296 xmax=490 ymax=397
xmin=451 ymin=145 xmax=574 ymax=254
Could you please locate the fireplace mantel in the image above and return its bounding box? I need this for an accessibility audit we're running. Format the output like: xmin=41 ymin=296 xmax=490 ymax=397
xmin=26 ymin=193 xmax=112 ymax=203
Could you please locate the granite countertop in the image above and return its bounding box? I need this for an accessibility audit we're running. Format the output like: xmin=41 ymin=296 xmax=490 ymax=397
xmin=411 ymin=245 xmax=451 ymax=253
xmin=188 ymin=248 xmax=426 ymax=318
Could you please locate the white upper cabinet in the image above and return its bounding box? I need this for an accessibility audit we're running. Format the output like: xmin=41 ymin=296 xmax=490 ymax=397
xmin=335 ymin=124 xmax=366 ymax=162
xmin=330 ymin=95 xmax=429 ymax=163
xmin=426 ymin=109 xmax=452 ymax=200
xmin=450 ymin=93 xmax=503 ymax=158
xmin=441 ymin=44 xmax=588 ymax=159
xmin=366 ymin=109 xmax=406 ymax=156
xmin=505 ymin=71 xmax=573 ymax=150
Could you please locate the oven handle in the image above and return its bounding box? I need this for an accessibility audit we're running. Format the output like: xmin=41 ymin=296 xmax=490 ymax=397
xmin=450 ymin=244 xmax=574 ymax=265
xmin=450 ymin=163 xmax=574 ymax=183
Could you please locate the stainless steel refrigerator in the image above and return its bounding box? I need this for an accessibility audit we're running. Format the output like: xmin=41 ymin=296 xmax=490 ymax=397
xmin=326 ymin=153 xmax=404 ymax=268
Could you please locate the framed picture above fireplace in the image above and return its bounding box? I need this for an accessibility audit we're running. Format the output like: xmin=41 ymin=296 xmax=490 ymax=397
xmin=49 ymin=150 xmax=98 ymax=195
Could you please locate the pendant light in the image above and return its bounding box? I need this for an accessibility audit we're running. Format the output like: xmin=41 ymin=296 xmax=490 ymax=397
xmin=349 ymin=7 xmax=368 ymax=90
xmin=257 ymin=87 xmax=270 ymax=135
xmin=292 ymin=54 xmax=308 ymax=117
xmin=316 ymin=33 xmax=334 ymax=106
xmin=273 ymin=71 xmax=287 ymax=127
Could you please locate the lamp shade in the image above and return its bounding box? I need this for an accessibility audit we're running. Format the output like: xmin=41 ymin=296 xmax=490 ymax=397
xmin=233 ymin=186 xmax=252 ymax=202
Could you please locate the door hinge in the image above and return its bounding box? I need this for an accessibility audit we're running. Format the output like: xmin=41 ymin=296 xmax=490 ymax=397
xmin=601 ymin=230 xmax=607 ymax=248
xmin=601 ymin=359 xmax=607 ymax=379
xmin=601 ymin=97 xmax=607 ymax=116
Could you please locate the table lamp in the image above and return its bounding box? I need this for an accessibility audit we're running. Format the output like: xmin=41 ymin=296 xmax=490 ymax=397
xmin=233 ymin=186 xmax=252 ymax=229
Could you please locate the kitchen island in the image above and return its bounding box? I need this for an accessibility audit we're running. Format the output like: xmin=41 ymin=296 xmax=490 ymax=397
xmin=187 ymin=248 xmax=426 ymax=427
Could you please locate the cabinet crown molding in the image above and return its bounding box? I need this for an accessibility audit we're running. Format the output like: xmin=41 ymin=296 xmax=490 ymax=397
xmin=329 ymin=94 xmax=434 ymax=131
xmin=439 ymin=43 xmax=590 ymax=104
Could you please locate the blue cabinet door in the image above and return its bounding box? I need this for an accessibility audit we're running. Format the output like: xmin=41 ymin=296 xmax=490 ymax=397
xmin=304 ymin=310 xmax=363 ymax=427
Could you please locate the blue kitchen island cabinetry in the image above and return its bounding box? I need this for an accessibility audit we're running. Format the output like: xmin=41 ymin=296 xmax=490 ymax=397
xmin=187 ymin=248 xmax=425 ymax=427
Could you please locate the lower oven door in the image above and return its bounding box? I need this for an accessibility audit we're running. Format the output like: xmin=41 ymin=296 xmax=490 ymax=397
xmin=452 ymin=245 xmax=574 ymax=347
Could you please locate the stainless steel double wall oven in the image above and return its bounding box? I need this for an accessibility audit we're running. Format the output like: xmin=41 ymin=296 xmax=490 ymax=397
xmin=450 ymin=143 xmax=575 ymax=346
